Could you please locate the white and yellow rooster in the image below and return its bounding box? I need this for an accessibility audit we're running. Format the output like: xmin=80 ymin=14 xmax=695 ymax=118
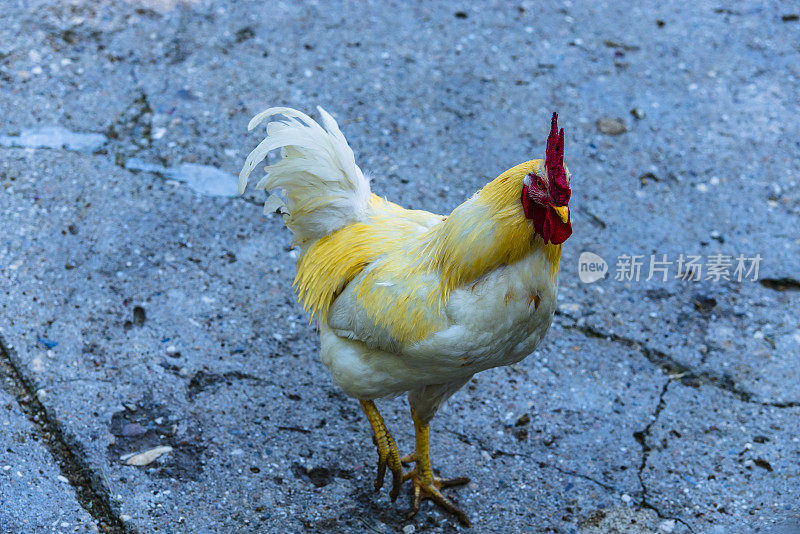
xmin=239 ymin=107 xmax=572 ymax=526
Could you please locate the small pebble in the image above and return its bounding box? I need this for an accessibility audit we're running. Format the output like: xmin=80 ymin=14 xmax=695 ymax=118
xmin=123 ymin=445 xmax=173 ymax=466
xmin=597 ymin=117 xmax=627 ymax=135
xmin=121 ymin=422 xmax=146 ymax=437
xmin=631 ymin=107 xmax=646 ymax=119
xmin=559 ymin=302 xmax=581 ymax=314
xmin=403 ymin=526 xmax=416 ymax=534
xmin=30 ymin=357 xmax=45 ymax=372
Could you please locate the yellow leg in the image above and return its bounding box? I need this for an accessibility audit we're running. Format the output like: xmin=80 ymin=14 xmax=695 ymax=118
xmin=359 ymin=399 xmax=403 ymax=500
xmin=404 ymin=409 xmax=471 ymax=526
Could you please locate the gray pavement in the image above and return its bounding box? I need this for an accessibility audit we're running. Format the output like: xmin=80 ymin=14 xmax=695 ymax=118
xmin=0 ymin=385 xmax=98 ymax=533
xmin=1 ymin=0 xmax=799 ymax=532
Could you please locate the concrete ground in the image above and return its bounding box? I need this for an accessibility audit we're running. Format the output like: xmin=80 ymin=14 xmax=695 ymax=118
xmin=1 ymin=0 xmax=799 ymax=532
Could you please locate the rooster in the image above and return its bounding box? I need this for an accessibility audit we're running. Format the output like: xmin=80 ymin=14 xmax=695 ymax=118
xmin=239 ymin=107 xmax=572 ymax=526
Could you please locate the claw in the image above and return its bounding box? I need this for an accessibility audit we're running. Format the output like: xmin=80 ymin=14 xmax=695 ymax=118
xmin=373 ymin=435 xmax=403 ymax=500
xmin=407 ymin=481 xmax=422 ymax=519
xmin=374 ymin=456 xmax=387 ymax=492
xmin=386 ymin=444 xmax=403 ymax=501
xmin=390 ymin=468 xmax=403 ymax=501
xmin=404 ymin=470 xmax=471 ymax=527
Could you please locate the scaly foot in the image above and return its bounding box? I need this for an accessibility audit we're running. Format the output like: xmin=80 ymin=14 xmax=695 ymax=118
xmin=403 ymin=466 xmax=471 ymax=526
xmin=360 ymin=400 xmax=404 ymax=500
xmin=370 ymin=432 xmax=403 ymax=500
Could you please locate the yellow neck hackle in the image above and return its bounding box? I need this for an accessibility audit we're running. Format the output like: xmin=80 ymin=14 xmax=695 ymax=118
xmin=419 ymin=160 xmax=561 ymax=308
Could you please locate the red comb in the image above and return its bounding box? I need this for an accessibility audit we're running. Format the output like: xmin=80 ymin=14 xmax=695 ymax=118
xmin=545 ymin=112 xmax=570 ymax=205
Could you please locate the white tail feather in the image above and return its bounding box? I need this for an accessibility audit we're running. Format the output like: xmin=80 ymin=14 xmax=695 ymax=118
xmin=239 ymin=106 xmax=371 ymax=247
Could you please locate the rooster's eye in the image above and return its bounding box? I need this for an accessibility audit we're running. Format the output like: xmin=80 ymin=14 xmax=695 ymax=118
xmin=536 ymin=177 xmax=545 ymax=190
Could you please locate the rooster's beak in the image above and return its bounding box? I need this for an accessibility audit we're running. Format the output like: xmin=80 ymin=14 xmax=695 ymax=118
xmin=552 ymin=205 xmax=569 ymax=223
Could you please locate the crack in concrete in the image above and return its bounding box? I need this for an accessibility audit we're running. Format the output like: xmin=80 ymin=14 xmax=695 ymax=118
xmin=445 ymin=429 xmax=618 ymax=493
xmin=105 ymin=89 xmax=153 ymax=151
xmin=556 ymin=312 xmax=800 ymax=409
xmin=632 ymin=379 xmax=695 ymax=533
xmin=185 ymin=369 xmax=268 ymax=400
xmin=0 ymin=333 xmax=131 ymax=534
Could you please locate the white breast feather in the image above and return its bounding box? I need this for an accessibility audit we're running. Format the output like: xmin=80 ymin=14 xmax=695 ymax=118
xmin=320 ymin=248 xmax=558 ymax=399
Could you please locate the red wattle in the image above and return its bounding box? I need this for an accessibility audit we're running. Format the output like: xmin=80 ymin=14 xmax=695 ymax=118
xmin=531 ymin=203 xmax=571 ymax=245
xmin=522 ymin=186 xmax=572 ymax=245
xmin=548 ymin=206 xmax=572 ymax=244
